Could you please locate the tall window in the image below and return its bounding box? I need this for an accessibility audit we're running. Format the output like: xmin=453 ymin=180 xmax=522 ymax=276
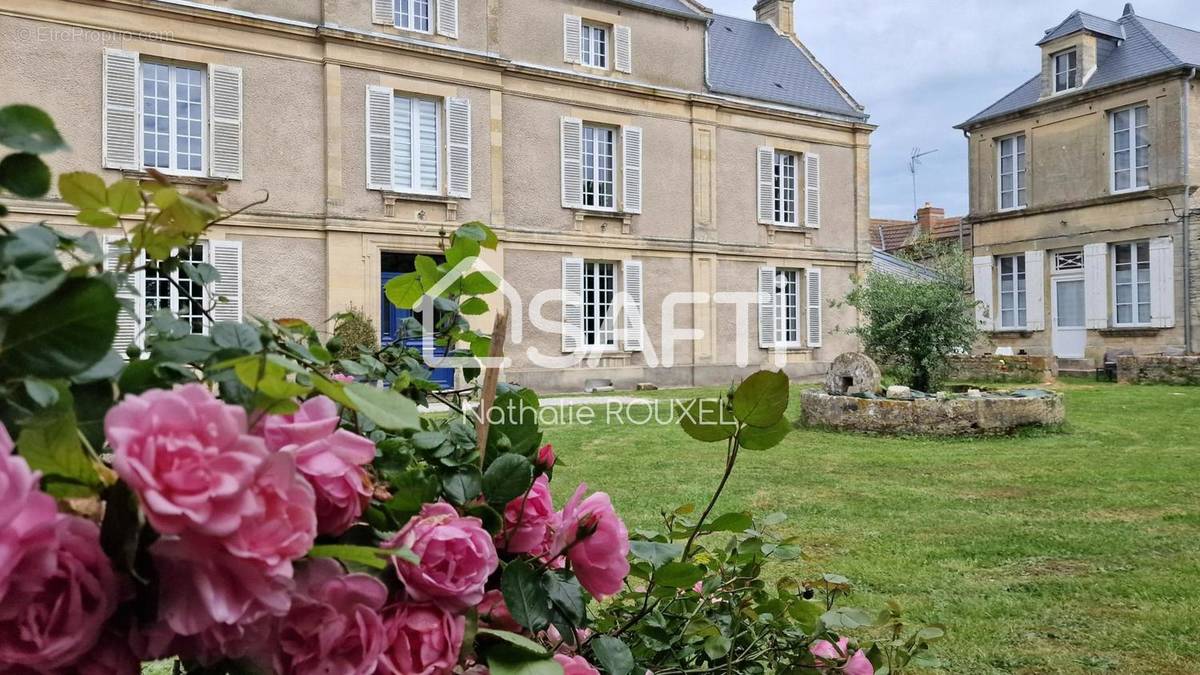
xmin=1053 ymin=49 xmax=1078 ymax=93
xmin=145 ymin=244 xmax=207 ymax=335
xmin=395 ymin=0 xmax=431 ymax=32
xmin=773 ymin=151 xmax=799 ymax=225
xmin=141 ymin=62 xmax=205 ymax=175
xmin=583 ymin=261 xmax=615 ymax=347
xmin=773 ymin=268 xmax=801 ymax=345
xmin=581 ymin=23 xmax=608 ymax=68
xmin=998 ymin=254 xmax=1027 ymax=329
xmin=1113 ymin=241 xmax=1151 ymax=326
xmin=998 ymin=134 xmax=1027 ymax=210
xmin=393 ymin=95 xmax=440 ymax=194
xmin=1112 ymin=105 xmax=1149 ymax=192
xmin=582 ymin=124 xmax=615 ymax=209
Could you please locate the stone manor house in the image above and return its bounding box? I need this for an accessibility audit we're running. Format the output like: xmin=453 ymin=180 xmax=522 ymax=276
xmin=0 ymin=0 xmax=873 ymax=391
xmin=958 ymin=3 xmax=1200 ymax=366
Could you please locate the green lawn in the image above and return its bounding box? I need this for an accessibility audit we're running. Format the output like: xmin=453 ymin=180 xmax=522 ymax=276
xmin=546 ymin=382 xmax=1200 ymax=674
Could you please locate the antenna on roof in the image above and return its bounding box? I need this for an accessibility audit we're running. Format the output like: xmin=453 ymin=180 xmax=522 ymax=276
xmin=908 ymin=147 xmax=939 ymax=217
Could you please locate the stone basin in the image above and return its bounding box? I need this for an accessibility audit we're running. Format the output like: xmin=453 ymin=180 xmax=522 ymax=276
xmin=799 ymin=388 xmax=1065 ymax=436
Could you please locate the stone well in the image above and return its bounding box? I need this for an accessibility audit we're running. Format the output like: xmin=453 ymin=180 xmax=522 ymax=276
xmin=800 ymin=353 xmax=1065 ymax=436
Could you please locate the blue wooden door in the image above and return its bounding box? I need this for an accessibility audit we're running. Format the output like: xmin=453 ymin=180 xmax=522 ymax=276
xmin=381 ymin=271 xmax=456 ymax=389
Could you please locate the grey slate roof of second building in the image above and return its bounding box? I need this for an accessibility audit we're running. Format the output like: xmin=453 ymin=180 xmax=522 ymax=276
xmin=609 ymin=0 xmax=707 ymax=20
xmin=1036 ymin=10 xmax=1125 ymax=45
xmin=960 ymin=8 xmax=1200 ymax=128
xmin=706 ymin=13 xmax=866 ymax=120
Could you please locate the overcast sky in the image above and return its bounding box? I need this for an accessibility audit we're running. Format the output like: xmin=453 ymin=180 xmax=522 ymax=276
xmin=701 ymin=0 xmax=1197 ymax=220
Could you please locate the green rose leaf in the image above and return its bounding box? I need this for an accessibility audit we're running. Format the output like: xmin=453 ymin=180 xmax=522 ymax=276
xmin=487 ymin=655 xmax=563 ymax=675
xmin=23 ymin=377 xmax=60 ymax=407
xmin=415 ymin=255 xmax=442 ymax=288
xmin=702 ymin=511 xmax=754 ymax=533
xmin=476 ymin=629 xmax=552 ymax=658
xmin=702 ymin=635 xmax=732 ymax=660
xmin=106 ymin=179 xmax=142 ymax=215
xmin=461 ymin=271 xmax=499 ymax=295
xmin=0 ymin=225 xmax=67 ymax=314
xmin=57 ymin=171 xmax=108 ymax=210
xmin=384 ymin=271 xmax=427 ymax=310
xmin=0 ymin=278 xmax=119 ymax=379
xmin=678 ymin=398 xmax=736 ymax=443
xmin=501 ymin=560 xmax=552 ymax=632
xmin=0 ymin=104 xmax=66 ymax=153
xmin=456 ymin=221 xmax=499 ymax=249
xmin=442 ymin=467 xmax=482 ymax=504
xmin=308 ymin=544 xmax=404 ymax=570
xmin=445 ymin=235 xmax=481 ymax=267
xmin=211 ymin=322 xmax=263 ymax=351
xmin=732 ymin=370 xmax=790 ymax=427
xmin=820 ymin=606 xmax=876 ymax=631
xmin=738 ymin=416 xmax=792 ymax=451
xmin=629 ymin=540 xmax=684 ymax=569
xmin=344 ymin=383 xmax=420 ymax=432
xmin=0 ymin=152 xmax=51 ymax=198
xmin=654 ymin=561 xmax=706 ymax=588
xmin=15 ymin=385 xmax=103 ymax=497
xmin=543 ymin=571 xmax=587 ymax=628
xmin=591 ymin=636 xmax=635 ymax=675
xmin=459 ymin=297 xmax=489 ymax=315
xmin=75 ymin=208 xmax=119 ymax=228
xmin=483 ymin=453 xmax=534 ymax=505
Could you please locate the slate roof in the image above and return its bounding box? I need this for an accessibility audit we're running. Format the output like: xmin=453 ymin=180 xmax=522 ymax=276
xmin=609 ymin=0 xmax=707 ymax=21
xmin=960 ymin=7 xmax=1200 ymax=128
xmin=1037 ymin=10 xmax=1124 ymax=46
xmin=706 ymin=13 xmax=866 ymax=120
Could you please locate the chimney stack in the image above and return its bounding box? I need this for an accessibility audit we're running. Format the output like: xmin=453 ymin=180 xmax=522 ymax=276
xmin=915 ymin=202 xmax=944 ymax=235
xmin=754 ymin=0 xmax=795 ymax=38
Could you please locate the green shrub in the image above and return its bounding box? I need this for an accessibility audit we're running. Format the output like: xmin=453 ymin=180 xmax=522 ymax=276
xmin=329 ymin=304 xmax=378 ymax=358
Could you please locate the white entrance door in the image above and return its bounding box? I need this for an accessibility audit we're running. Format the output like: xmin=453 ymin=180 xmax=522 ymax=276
xmin=1052 ymin=276 xmax=1086 ymax=358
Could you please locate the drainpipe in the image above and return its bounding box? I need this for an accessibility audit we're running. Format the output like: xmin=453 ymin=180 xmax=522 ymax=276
xmin=1184 ymin=68 xmax=1196 ymax=353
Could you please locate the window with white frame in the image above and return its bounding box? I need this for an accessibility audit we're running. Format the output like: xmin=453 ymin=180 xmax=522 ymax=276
xmin=145 ymin=243 xmax=208 ymax=335
xmin=141 ymin=61 xmax=205 ymax=175
xmin=581 ymin=23 xmax=608 ymax=68
xmin=395 ymin=0 xmax=431 ymax=32
xmin=1112 ymin=105 xmax=1149 ymax=192
xmin=998 ymin=134 xmax=1027 ymax=210
xmin=998 ymin=254 xmax=1027 ymax=329
xmin=582 ymin=261 xmax=616 ymax=347
xmin=392 ymin=94 xmax=440 ymax=194
xmin=1113 ymin=241 xmax=1151 ymax=325
xmin=1053 ymin=49 xmax=1078 ymax=93
xmin=582 ymin=124 xmax=616 ymax=209
xmin=773 ymin=151 xmax=799 ymax=225
xmin=773 ymin=268 xmax=801 ymax=345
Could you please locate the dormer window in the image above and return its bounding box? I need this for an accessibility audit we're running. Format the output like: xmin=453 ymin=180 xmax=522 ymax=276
xmin=1053 ymin=49 xmax=1079 ymax=92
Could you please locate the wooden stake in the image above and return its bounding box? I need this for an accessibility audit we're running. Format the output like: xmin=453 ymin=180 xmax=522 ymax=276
xmin=476 ymin=310 xmax=508 ymax=468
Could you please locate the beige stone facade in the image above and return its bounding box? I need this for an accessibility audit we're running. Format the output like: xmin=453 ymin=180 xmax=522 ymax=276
xmin=958 ymin=8 xmax=1200 ymax=365
xmin=0 ymin=0 xmax=873 ymax=391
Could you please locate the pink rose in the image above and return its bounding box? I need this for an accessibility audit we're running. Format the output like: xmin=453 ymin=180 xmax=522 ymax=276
xmin=184 ymin=614 xmax=278 ymax=669
xmin=554 ymin=654 xmax=602 ymax=675
xmin=262 ymin=396 xmax=376 ymax=536
xmin=106 ymin=384 xmax=267 ymax=537
xmin=499 ymin=474 xmax=559 ymax=556
xmin=276 ymin=559 xmax=389 ymax=675
xmin=47 ymin=628 xmax=139 ymax=675
xmin=811 ymin=638 xmax=874 ymax=675
xmin=223 ymin=452 xmax=317 ymax=576
xmin=0 ymin=516 xmax=118 ymax=669
xmin=536 ymin=444 xmax=556 ymax=471
xmin=477 ymin=589 xmax=521 ymax=633
xmin=332 ymin=373 xmax=356 ymax=383
xmin=0 ymin=446 xmax=59 ymax=604
xmin=151 ymin=536 xmax=293 ymax=637
xmin=0 ymin=421 xmax=13 ymax=454
xmin=554 ymin=485 xmax=630 ymax=600
xmin=377 ymin=602 xmax=465 ymax=675
xmin=385 ymin=502 xmax=498 ymax=611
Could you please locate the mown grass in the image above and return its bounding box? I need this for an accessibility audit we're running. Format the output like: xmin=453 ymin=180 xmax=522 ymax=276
xmin=546 ymin=381 xmax=1200 ymax=674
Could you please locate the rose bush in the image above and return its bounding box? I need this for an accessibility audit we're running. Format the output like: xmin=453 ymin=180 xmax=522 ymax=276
xmin=0 ymin=106 xmax=942 ymax=674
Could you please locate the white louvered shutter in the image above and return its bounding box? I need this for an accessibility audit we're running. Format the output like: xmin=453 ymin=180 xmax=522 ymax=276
xmin=563 ymin=15 xmax=582 ymax=64
xmin=1149 ymin=236 xmax=1175 ymax=327
xmin=757 ymin=266 xmax=776 ymax=349
xmin=973 ymin=256 xmax=994 ymax=331
xmin=103 ymin=235 xmax=144 ymax=354
xmin=210 ymin=240 xmax=243 ymax=323
xmin=622 ymin=126 xmax=642 ymax=214
xmin=436 ymin=0 xmax=458 ymax=38
xmin=614 ymin=25 xmax=632 ymax=73
xmin=373 ymin=0 xmax=393 ymax=25
xmin=1024 ymin=250 xmax=1045 ymax=331
xmin=209 ymin=65 xmax=243 ymax=180
xmin=102 ymin=49 xmax=139 ymax=171
xmin=561 ymin=117 xmax=583 ymax=208
xmin=446 ymin=97 xmax=472 ymax=198
xmin=804 ymin=153 xmax=821 ymax=228
xmin=756 ymin=147 xmax=774 ymax=225
xmin=806 ymin=268 xmax=823 ymax=348
xmin=1083 ymin=243 xmax=1108 ymax=329
xmin=366 ymin=86 xmax=394 ymax=190
xmin=562 ymin=257 xmax=584 ymax=352
xmin=623 ymin=261 xmax=644 ymax=352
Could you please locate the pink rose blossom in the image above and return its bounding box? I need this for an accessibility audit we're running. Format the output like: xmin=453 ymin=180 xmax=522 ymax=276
xmin=499 ymin=474 xmax=559 ymax=556
xmin=0 ymin=421 xmax=13 ymax=454
xmin=386 ymin=502 xmax=498 ymax=611
xmin=554 ymin=485 xmax=630 ymax=600
xmin=222 ymin=452 xmax=317 ymax=576
xmin=47 ymin=628 xmax=139 ymax=675
xmin=332 ymin=373 xmax=356 ymax=383
xmin=0 ymin=516 xmax=118 ymax=669
xmin=0 ymin=445 xmax=59 ymax=605
xmin=262 ymin=396 xmax=376 ymax=536
xmin=106 ymin=384 xmax=267 ymax=537
xmin=554 ymin=654 xmax=602 ymax=675
xmin=151 ymin=536 xmax=293 ymax=638
xmin=276 ymin=559 xmax=389 ymax=675
xmin=477 ymin=590 xmax=521 ymax=633
xmin=377 ymin=602 xmax=465 ymax=675
xmin=811 ymin=638 xmax=874 ymax=675
xmin=535 ymin=444 xmax=556 ymax=471
xmin=184 ymin=614 xmax=278 ymax=669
